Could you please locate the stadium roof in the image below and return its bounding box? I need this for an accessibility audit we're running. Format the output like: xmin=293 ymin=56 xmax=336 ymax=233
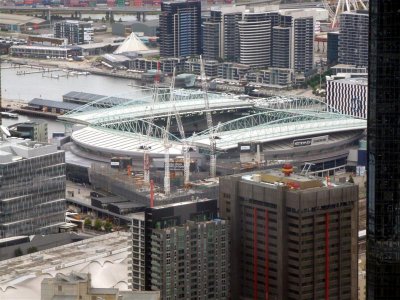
xmin=190 ymin=108 xmax=367 ymax=150
xmin=59 ymin=89 xmax=252 ymax=125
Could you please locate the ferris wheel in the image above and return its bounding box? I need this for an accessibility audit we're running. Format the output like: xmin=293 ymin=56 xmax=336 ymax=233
xmin=322 ymin=0 xmax=368 ymax=28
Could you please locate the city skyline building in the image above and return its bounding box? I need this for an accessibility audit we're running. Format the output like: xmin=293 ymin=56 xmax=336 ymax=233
xmin=202 ymin=6 xmax=245 ymax=62
xmin=367 ymin=1 xmax=400 ymax=299
xmin=272 ymin=11 xmax=314 ymax=75
xmin=159 ymin=0 xmax=202 ymax=58
xmin=54 ymin=20 xmax=93 ymax=45
xmin=202 ymin=10 xmax=222 ymax=61
xmin=0 ymin=139 xmax=66 ymax=238
xmin=128 ymin=198 xmax=228 ymax=300
xmin=338 ymin=10 xmax=369 ymax=67
xmin=326 ymin=74 xmax=367 ymax=119
xmin=220 ymin=170 xmax=359 ymax=300
xmin=238 ymin=11 xmax=271 ymax=68
xmin=150 ymin=219 xmax=229 ymax=299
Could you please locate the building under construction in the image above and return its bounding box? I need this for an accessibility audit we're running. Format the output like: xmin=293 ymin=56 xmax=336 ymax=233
xmin=58 ymin=76 xmax=367 ymax=200
xmin=0 ymin=139 xmax=66 ymax=238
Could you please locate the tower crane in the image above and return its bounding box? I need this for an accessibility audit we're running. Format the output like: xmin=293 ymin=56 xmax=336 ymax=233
xmin=169 ymin=68 xmax=191 ymax=186
xmin=163 ymin=82 xmax=173 ymax=197
xmin=163 ymin=120 xmax=172 ymax=196
xmin=143 ymin=62 xmax=160 ymax=187
xmin=199 ymin=55 xmax=216 ymax=178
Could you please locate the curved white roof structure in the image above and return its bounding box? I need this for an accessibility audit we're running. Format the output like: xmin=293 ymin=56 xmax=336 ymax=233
xmin=72 ymin=126 xmax=184 ymax=158
xmin=0 ymin=232 xmax=130 ymax=300
xmin=190 ymin=109 xmax=366 ymax=150
xmin=62 ymin=93 xmax=367 ymax=158
xmin=59 ymin=90 xmax=253 ymax=125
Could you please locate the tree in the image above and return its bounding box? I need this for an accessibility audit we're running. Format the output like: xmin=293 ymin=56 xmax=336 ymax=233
xmin=27 ymin=246 xmax=38 ymax=254
xmin=14 ymin=248 xmax=23 ymax=257
xmin=348 ymin=174 xmax=355 ymax=184
xmin=84 ymin=218 xmax=92 ymax=228
xmin=94 ymin=219 xmax=103 ymax=231
xmin=104 ymin=221 xmax=113 ymax=232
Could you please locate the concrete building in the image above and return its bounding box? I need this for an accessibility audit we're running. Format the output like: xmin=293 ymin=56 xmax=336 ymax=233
xmin=202 ymin=10 xmax=222 ymax=61
xmin=326 ymin=74 xmax=368 ymax=119
xmin=54 ymin=20 xmax=94 ymax=45
xmin=0 ymin=13 xmax=45 ymax=32
xmin=272 ymin=25 xmax=291 ymax=69
xmin=272 ymin=11 xmax=314 ymax=75
xmin=150 ymin=219 xmax=229 ymax=299
xmin=219 ymin=169 xmax=359 ymax=300
xmin=238 ymin=11 xmax=271 ymax=68
xmin=0 ymin=139 xmax=66 ymax=238
xmin=159 ymin=0 xmax=201 ymax=58
xmin=218 ymin=62 xmax=250 ymax=80
xmin=248 ymin=67 xmax=294 ymax=87
xmin=41 ymin=273 xmax=160 ymax=300
xmin=8 ymin=120 xmax=48 ymax=143
xmin=128 ymin=199 xmax=229 ymax=300
xmin=202 ymin=7 xmax=245 ymax=62
xmin=112 ymin=20 xmax=159 ymax=37
xmin=338 ymin=10 xmax=368 ymax=67
xmin=10 ymin=45 xmax=82 ymax=59
xmin=0 ymin=232 xmax=130 ymax=299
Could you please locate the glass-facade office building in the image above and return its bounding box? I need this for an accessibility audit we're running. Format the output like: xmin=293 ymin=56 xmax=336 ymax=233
xmin=367 ymin=1 xmax=400 ymax=299
xmin=159 ymin=0 xmax=201 ymax=58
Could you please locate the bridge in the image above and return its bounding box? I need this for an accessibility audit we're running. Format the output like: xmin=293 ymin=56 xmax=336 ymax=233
xmin=0 ymin=1 xmax=324 ymax=19
xmin=0 ymin=1 xmax=324 ymax=21
xmin=0 ymin=5 xmax=161 ymax=21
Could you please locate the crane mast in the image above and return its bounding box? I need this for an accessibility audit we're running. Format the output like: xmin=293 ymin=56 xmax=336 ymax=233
xmin=169 ymin=68 xmax=190 ymax=186
xmin=163 ymin=70 xmax=176 ymax=197
xmin=143 ymin=61 xmax=160 ymax=187
xmin=200 ymin=56 xmax=216 ymax=178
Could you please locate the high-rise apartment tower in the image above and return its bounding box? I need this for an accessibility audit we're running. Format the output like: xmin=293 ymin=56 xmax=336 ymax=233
xmin=220 ymin=170 xmax=358 ymax=300
xmin=367 ymin=1 xmax=400 ymax=299
xmin=159 ymin=0 xmax=202 ymax=58
xmin=338 ymin=10 xmax=369 ymax=67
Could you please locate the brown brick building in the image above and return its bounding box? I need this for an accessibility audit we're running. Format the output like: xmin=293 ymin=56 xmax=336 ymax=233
xmin=219 ymin=170 xmax=358 ymax=300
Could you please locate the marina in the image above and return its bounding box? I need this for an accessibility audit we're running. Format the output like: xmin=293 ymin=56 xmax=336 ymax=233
xmin=1 ymin=61 xmax=146 ymax=103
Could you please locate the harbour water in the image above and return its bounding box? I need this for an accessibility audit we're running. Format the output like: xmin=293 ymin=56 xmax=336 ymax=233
xmin=1 ymin=62 xmax=147 ymax=135
xmin=2 ymin=63 xmax=146 ymax=102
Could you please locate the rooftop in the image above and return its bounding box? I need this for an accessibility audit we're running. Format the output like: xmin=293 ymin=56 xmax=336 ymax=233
xmin=0 ymin=232 xmax=130 ymax=299
xmin=152 ymin=197 xmax=215 ymax=210
xmin=0 ymin=13 xmax=45 ymax=26
xmin=28 ymin=98 xmax=81 ymax=111
xmin=241 ymin=168 xmax=346 ymax=190
xmin=0 ymin=139 xmax=60 ymax=164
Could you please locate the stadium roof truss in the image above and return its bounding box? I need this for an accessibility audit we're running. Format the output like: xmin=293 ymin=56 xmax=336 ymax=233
xmin=60 ymin=90 xmax=252 ymax=125
xmin=190 ymin=108 xmax=367 ymax=150
xmin=67 ymin=94 xmax=367 ymax=156
xmin=92 ymin=116 xmax=182 ymax=143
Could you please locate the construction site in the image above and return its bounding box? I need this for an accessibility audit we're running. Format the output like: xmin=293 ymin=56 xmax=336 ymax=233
xmin=58 ymin=59 xmax=366 ymax=212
